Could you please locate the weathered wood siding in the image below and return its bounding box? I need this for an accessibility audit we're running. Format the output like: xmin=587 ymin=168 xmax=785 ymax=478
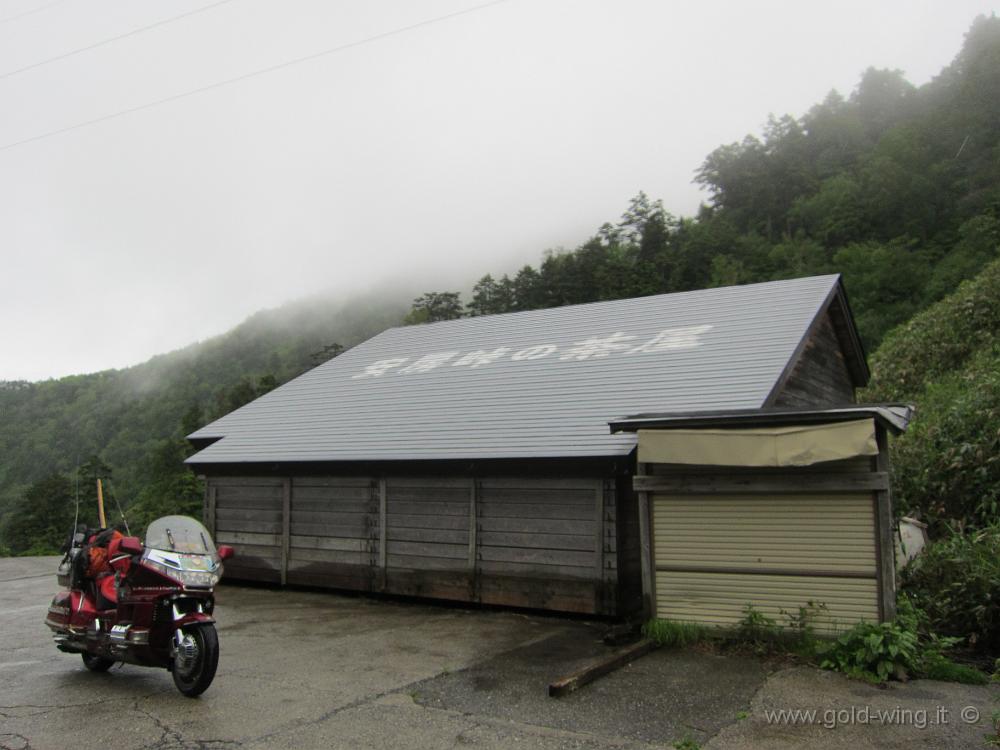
xmin=476 ymin=478 xmax=607 ymax=613
xmin=614 ymin=479 xmax=642 ymax=614
xmin=287 ymin=477 xmax=377 ymax=590
xmin=212 ymin=477 xmax=284 ymax=583
xmin=772 ymin=312 xmax=856 ymax=407
xmin=206 ymin=473 xmax=627 ymax=616
xmin=383 ymin=477 xmax=472 ymax=601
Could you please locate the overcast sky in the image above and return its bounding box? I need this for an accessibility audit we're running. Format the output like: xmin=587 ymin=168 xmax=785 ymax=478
xmin=1 ymin=0 xmax=995 ymax=381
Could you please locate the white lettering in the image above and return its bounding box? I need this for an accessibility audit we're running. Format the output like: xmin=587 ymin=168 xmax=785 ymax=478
xmin=452 ymin=348 xmax=512 ymax=368
xmin=559 ymin=332 xmax=636 ymax=361
xmin=511 ymin=344 xmax=558 ymax=361
xmin=628 ymin=325 xmax=714 ymax=353
xmin=352 ymin=358 xmax=409 ymax=378
xmin=399 ymin=351 xmax=461 ymax=374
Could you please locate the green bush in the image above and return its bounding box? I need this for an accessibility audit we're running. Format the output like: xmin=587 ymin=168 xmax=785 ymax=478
xmin=900 ymin=525 xmax=1000 ymax=653
xmin=888 ymin=346 xmax=1000 ymax=530
xmin=816 ymin=620 xmax=920 ymax=683
xmin=865 ymin=258 xmax=1000 ymax=402
xmin=863 ymin=260 xmax=1000 ymax=531
xmin=642 ymin=619 xmax=708 ymax=648
xmin=816 ymin=595 xmax=990 ymax=684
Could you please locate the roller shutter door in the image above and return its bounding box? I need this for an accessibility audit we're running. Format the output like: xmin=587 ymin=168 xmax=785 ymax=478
xmin=652 ymin=493 xmax=879 ymax=634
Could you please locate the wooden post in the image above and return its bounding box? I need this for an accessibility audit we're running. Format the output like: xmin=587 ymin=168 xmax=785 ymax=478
xmin=874 ymin=426 xmax=896 ymax=621
xmin=468 ymin=478 xmax=479 ymax=602
xmin=594 ymin=480 xmax=605 ymax=610
xmin=636 ymin=462 xmax=655 ymax=621
xmin=205 ymin=485 xmax=217 ymax=536
xmin=96 ymin=478 xmax=107 ymax=528
xmin=378 ymin=478 xmax=387 ymax=591
xmin=281 ymin=478 xmax=291 ymax=586
xmin=468 ymin=478 xmax=478 ymax=570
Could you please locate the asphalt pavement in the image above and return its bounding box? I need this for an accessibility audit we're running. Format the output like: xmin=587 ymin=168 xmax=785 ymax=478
xmin=1 ymin=556 xmax=996 ymax=749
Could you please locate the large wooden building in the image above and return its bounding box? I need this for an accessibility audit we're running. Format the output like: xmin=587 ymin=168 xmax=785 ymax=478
xmin=187 ymin=274 xmax=897 ymax=622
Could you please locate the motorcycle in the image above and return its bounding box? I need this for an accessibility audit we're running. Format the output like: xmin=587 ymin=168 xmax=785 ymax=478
xmin=44 ymin=514 xmax=235 ymax=697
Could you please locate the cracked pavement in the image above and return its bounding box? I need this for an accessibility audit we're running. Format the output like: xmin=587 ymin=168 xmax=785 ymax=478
xmin=2 ymin=556 xmax=997 ymax=749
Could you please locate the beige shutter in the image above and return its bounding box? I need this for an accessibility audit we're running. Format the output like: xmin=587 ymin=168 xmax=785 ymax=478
xmin=652 ymin=493 xmax=879 ymax=634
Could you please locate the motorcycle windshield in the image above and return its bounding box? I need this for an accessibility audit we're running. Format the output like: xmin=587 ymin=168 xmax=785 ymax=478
xmin=145 ymin=516 xmax=217 ymax=556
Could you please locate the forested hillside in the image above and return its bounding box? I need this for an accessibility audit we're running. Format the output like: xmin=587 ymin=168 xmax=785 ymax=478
xmin=0 ymin=293 xmax=408 ymax=552
xmin=1 ymin=16 xmax=998 ymax=555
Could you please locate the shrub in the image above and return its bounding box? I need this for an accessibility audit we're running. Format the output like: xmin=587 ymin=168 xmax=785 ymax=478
xmin=865 ymin=258 xmax=1000 ymax=402
xmin=642 ymin=619 xmax=708 ymax=648
xmin=887 ymin=346 xmax=1000 ymax=531
xmin=862 ymin=260 xmax=1000 ymax=531
xmin=900 ymin=525 xmax=1000 ymax=653
xmin=816 ymin=620 xmax=920 ymax=683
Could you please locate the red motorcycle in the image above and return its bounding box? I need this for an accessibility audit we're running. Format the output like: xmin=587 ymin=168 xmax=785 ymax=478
xmin=44 ymin=515 xmax=234 ymax=697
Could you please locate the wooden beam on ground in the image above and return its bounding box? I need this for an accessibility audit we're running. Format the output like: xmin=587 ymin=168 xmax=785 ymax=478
xmin=548 ymin=639 xmax=656 ymax=698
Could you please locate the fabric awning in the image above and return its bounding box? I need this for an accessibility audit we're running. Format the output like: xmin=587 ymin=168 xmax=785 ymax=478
xmin=637 ymin=418 xmax=878 ymax=467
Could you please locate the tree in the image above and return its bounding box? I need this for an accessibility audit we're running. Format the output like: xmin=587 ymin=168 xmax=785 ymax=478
xmin=468 ymin=275 xmax=501 ymax=316
xmin=512 ymin=265 xmax=544 ymax=310
xmin=404 ymin=292 xmax=464 ymax=324
xmin=2 ymin=473 xmax=76 ymax=555
xmin=309 ymin=343 xmax=345 ymax=366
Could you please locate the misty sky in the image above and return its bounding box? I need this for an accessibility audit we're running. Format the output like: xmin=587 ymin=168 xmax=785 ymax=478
xmin=1 ymin=0 xmax=996 ymax=381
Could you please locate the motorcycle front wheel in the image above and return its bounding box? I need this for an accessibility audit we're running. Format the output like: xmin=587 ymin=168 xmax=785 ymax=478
xmin=82 ymin=653 xmax=115 ymax=672
xmin=171 ymin=623 xmax=219 ymax=698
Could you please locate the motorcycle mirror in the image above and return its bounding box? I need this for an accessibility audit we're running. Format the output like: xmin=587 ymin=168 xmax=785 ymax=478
xmin=119 ymin=536 xmax=143 ymax=555
xmin=217 ymin=545 xmax=235 ymax=561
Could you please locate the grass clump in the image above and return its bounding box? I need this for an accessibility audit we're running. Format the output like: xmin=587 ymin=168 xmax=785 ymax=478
xmin=642 ymin=618 xmax=708 ymax=648
xmin=922 ymin=658 xmax=989 ymax=685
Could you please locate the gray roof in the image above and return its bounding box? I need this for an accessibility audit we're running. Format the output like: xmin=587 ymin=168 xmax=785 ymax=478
xmin=187 ymin=275 xmax=845 ymax=464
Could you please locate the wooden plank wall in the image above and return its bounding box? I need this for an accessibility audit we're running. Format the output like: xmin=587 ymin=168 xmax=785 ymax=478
xmin=477 ymin=478 xmax=603 ymax=614
xmin=383 ymin=477 xmax=472 ymax=601
xmin=207 ymin=474 xmax=624 ymax=615
xmin=212 ymin=477 xmax=284 ymax=583
xmin=287 ymin=477 xmax=377 ymax=590
xmin=772 ymin=311 xmax=857 ymax=407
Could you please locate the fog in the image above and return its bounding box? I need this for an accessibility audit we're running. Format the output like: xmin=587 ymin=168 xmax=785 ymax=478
xmin=0 ymin=0 xmax=994 ymax=381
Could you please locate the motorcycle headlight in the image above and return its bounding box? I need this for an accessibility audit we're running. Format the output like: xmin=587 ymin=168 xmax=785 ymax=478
xmin=144 ymin=554 xmax=221 ymax=589
xmin=174 ymin=569 xmax=221 ymax=588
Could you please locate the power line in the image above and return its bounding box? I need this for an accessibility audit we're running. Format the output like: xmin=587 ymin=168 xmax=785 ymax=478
xmin=0 ymin=0 xmax=510 ymax=154
xmin=0 ymin=0 xmax=66 ymax=26
xmin=0 ymin=0 xmax=240 ymax=81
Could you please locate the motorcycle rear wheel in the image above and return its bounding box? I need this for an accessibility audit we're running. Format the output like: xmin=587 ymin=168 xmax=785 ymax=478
xmin=82 ymin=653 xmax=115 ymax=672
xmin=171 ymin=623 xmax=219 ymax=698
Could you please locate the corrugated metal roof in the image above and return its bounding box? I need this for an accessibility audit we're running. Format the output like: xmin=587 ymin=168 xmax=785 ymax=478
xmin=186 ymin=275 xmax=843 ymax=464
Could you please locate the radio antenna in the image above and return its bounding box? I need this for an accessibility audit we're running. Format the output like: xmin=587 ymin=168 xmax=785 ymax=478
xmin=106 ymin=478 xmax=131 ymax=536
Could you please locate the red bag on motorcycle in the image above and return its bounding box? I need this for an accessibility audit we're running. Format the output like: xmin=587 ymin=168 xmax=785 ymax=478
xmin=86 ymin=530 xmax=123 ymax=577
